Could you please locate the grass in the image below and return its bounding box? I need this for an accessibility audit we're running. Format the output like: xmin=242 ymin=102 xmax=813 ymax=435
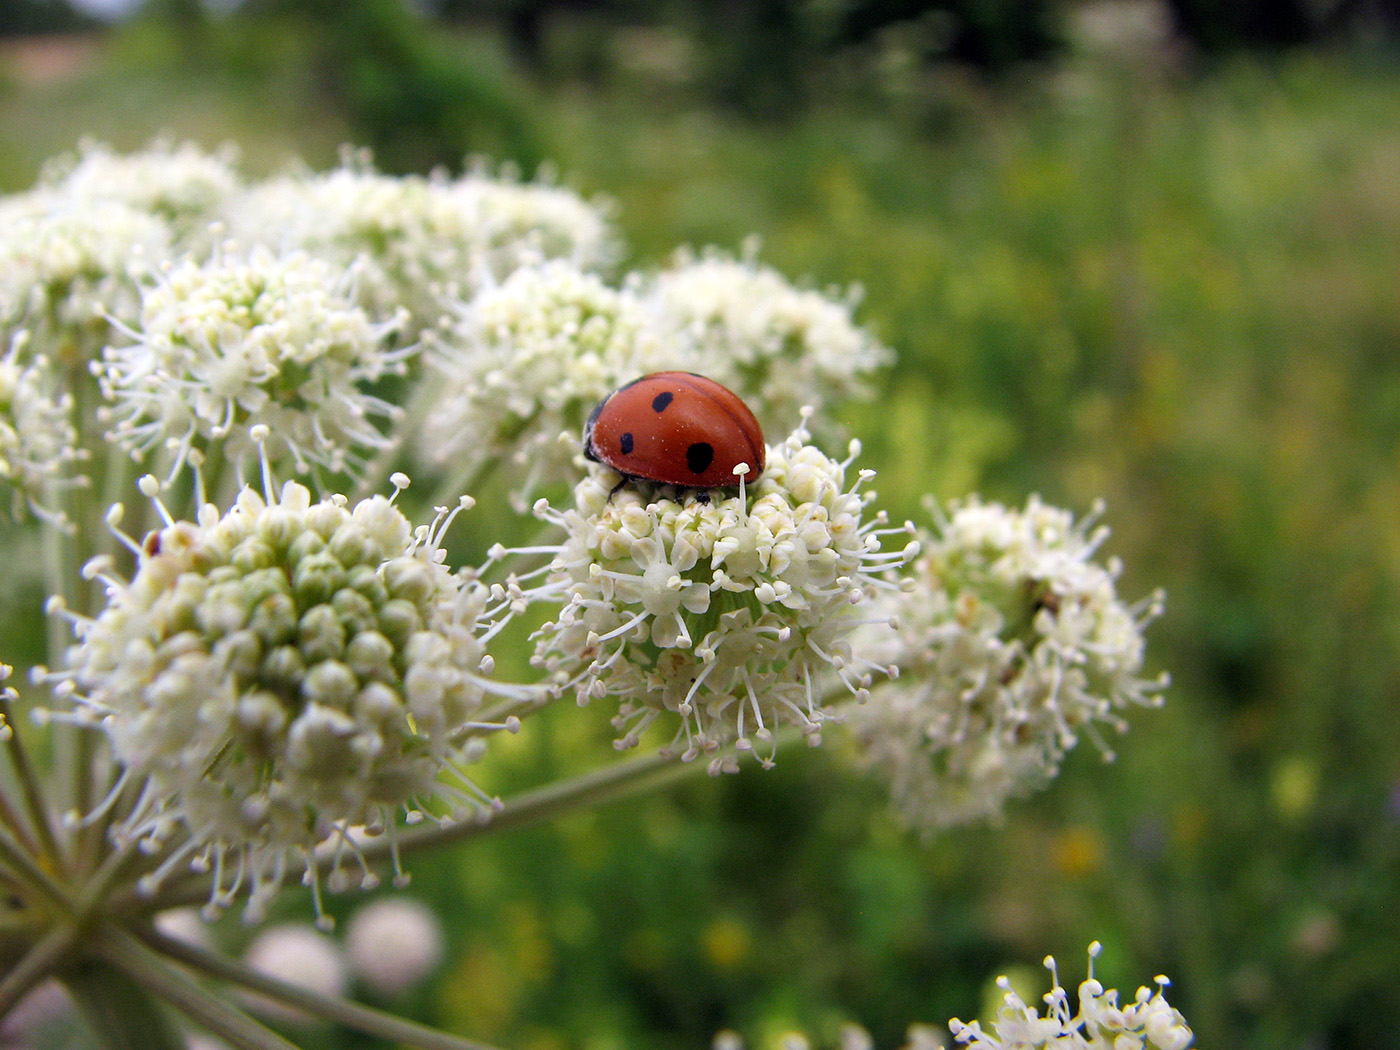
xmin=3 ymin=21 xmax=1400 ymax=1049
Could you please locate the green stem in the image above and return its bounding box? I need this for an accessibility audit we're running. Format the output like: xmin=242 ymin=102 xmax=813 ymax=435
xmin=0 ymin=732 xmax=41 ymax=856
xmin=53 ymin=345 xmax=109 ymax=827
xmin=0 ymin=921 xmax=80 ymax=1015
xmin=95 ymin=926 xmax=300 ymax=1050
xmin=384 ymin=746 xmax=704 ymax=862
xmin=0 ymin=691 xmax=64 ymax=870
xmin=425 ymin=456 xmax=496 ymax=518
xmin=353 ymin=378 xmax=436 ymax=501
xmin=134 ymin=922 xmax=514 ymax=1050
xmin=0 ymin=822 xmax=74 ymax=913
xmin=62 ymin=951 xmax=187 ymax=1050
xmin=129 ymin=746 xmax=701 ymax=915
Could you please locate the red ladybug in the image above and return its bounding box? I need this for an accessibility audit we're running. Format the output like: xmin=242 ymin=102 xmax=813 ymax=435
xmin=584 ymin=372 xmax=765 ymax=489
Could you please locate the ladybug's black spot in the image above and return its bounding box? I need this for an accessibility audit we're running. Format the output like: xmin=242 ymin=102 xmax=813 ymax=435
xmin=652 ymin=391 xmax=674 ymax=413
xmin=686 ymin=442 xmax=714 ymax=474
xmin=620 ymin=432 xmax=634 ymax=455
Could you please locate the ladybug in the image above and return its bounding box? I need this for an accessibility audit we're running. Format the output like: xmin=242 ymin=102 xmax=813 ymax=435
xmin=584 ymin=372 xmax=765 ymax=490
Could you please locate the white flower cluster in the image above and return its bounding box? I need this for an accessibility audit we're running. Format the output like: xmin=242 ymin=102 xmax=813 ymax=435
xmin=230 ymin=154 xmax=619 ymax=333
xmin=0 ymin=140 xmax=622 ymax=508
xmin=99 ymin=246 xmax=409 ymax=480
xmin=851 ymin=496 xmax=1168 ymax=831
xmin=529 ymin=420 xmax=917 ymax=770
xmin=57 ymin=469 xmax=520 ymax=920
xmin=422 ymin=249 xmax=889 ymax=503
xmin=38 ymin=139 xmax=241 ymax=238
xmin=709 ymin=945 xmax=1191 ymax=1050
xmin=0 ymin=333 xmax=84 ymax=523
xmin=948 ymin=944 xmax=1193 ymax=1050
xmin=422 ymin=260 xmax=663 ymax=497
xmin=644 ymin=246 xmax=890 ymax=434
xmin=0 ymin=190 xmax=171 ymax=354
xmin=0 ymin=140 xmax=236 ymax=357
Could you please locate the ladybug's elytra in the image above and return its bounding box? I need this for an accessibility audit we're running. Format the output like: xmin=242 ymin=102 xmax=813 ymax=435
xmin=583 ymin=372 xmax=765 ymax=489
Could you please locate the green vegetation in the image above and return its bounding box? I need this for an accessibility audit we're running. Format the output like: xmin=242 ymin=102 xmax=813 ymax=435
xmin=2 ymin=16 xmax=1399 ymax=1050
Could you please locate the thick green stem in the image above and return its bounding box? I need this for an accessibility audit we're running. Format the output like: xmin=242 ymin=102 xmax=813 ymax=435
xmin=128 ymin=746 xmax=702 ymax=914
xmin=62 ymin=953 xmax=187 ymax=1050
xmin=2 ymin=679 xmax=64 ymax=871
xmin=135 ymin=923 xmax=513 ymax=1050
xmin=0 ymin=822 xmax=74 ymax=913
xmin=388 ymin=747 xmax=700 ymax=861
xmin=95 ymin=927 xmax=300 ymax=1050
xmin=0 ymin=922 xmax=79 ymax=1015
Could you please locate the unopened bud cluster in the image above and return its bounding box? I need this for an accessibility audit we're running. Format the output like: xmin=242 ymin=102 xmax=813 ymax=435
xmin=61 ymin=474 xmax=506 ymax=918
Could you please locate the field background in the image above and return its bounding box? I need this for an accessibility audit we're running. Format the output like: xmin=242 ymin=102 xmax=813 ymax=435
xmin=3 ymin=4 xmax=1400 ymax=1049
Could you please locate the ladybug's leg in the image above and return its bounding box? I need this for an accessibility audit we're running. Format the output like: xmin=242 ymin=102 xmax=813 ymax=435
xmin=606 ymin=475 xmax=630 ymax=501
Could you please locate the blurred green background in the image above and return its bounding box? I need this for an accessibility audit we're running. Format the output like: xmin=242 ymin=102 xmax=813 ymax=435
xmin=4 ymin=2 xmax=1400 ymax=1048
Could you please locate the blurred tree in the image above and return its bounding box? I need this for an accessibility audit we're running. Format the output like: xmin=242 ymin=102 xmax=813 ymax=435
xmin=434 ymin=0 xmax=630 ymax=73
xmin=0 ymin=0 xmax=96 ymax=36
xmin=236 ymin=0 xmax=543 ymax=173
xmin=836 ymin=0 xmax=1061 ymax=70
xmin=1165 ymin=0 xmax=1400 ymax=49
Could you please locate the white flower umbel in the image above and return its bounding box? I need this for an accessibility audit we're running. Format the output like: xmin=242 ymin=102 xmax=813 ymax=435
xmin=0 ymin=190 xmax=170 ymax=356
xmin=948 ymin=943 xmax=1193 ymax=1050
xmin=445 ymin=165 xmax=620 ymax=283
xmin=643 ymin=246 xmax=889 ymax=431
xmin=40 ymin=139 xmax=239 ymax=242
xmin=422 ymin=260 xmax=661 ymax=500
xmin=99 ymin=245 xmax=410 ymax=482
xmin=528 ymin=416 xmax=917 ymax=770
xmin=851 ymin=497 xmax=1168 ymax=832
xmin=230 ymin=154 xmax=618 ymax=333
xmin=0 ymin=332 xmax=85 ymax=524
xmin=54 ymin=459 xmax=523 ymax=922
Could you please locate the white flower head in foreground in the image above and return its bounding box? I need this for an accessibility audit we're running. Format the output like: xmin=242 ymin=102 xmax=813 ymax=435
xmin=423 ymin=260 xmax=663 ymax=500
xmin=527 ymin=416 xmax=918 ymax=771
xmin=851 ymin=496 xmax=1168 ymax=832
xmin=0 ymin=332 xmax=85 ymax=524
xmin=99 ymin=245 xmax=410 ymax=481
xmin=52 ymin=457 xmax=525 ymax=922
xmin=949 ymin=943 xmax=1192 ymax=1050
xmin=345 ymin=896 xmax=445 ymax=996
xmin=644 ymin=246 xmax=889 ymax=432
xmin=40 ymin=139 xmax=239 ymax=238
xmin=0 ymin=190 xmax=170 ymax=354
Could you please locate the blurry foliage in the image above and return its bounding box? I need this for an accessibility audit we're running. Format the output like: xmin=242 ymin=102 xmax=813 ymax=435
xmin=4 ymin=14 xmax=1400 ymax=1050
xmin=0 ymin=0 xmax=96 ymax=37
xmin=231 ymin=0 xmax=545 ymax=173
xmin=1164 ymin=0 xmax=1400 ymax=51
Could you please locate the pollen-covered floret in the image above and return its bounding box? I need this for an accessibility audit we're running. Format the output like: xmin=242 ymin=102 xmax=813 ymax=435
xmin=527 ymin=418 xmax=917 ymax=770
xmin=422 ymin=260 xmax=662 ymax=501
xmin=98 ymin=245 xmax=411 ymax=481
xmin=642 ymin=246 xmax=889 ymax=432
xmin=948 ymin=943 xmax=1193 ymax=1050
xmin=850 ymin=496 xmax=1168 ymax=832
xmin=56 ymin=471 xmax=524 ymax=921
